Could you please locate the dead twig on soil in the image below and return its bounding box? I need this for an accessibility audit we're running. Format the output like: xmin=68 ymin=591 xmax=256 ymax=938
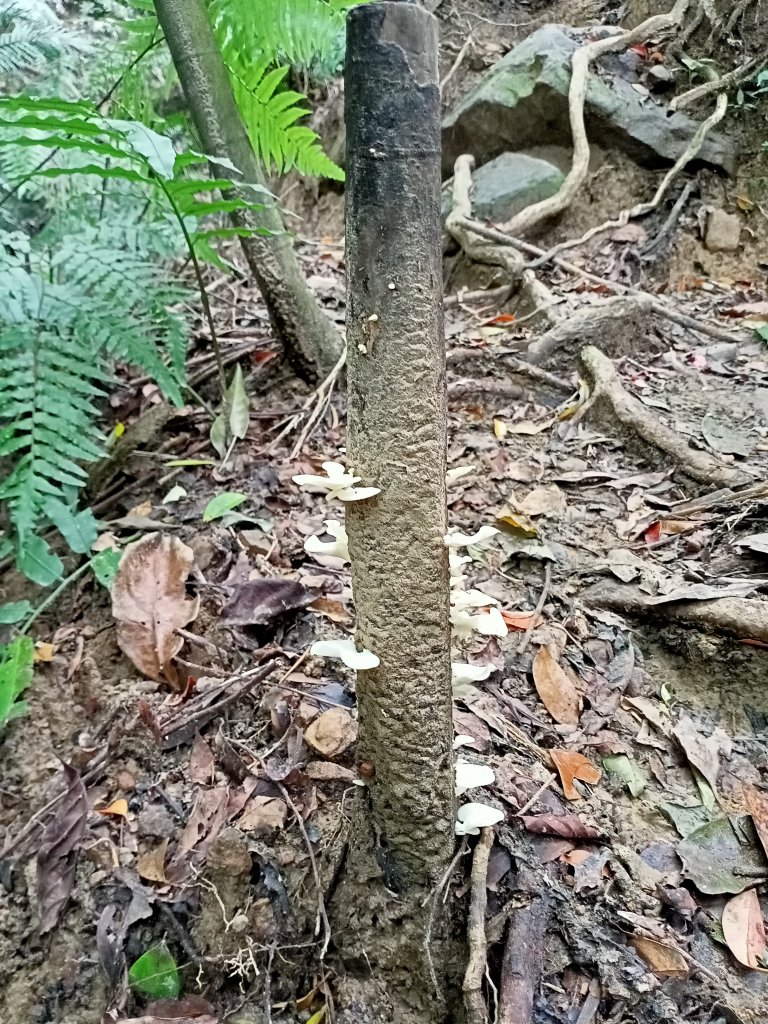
xmin=463 ymin=827 xmax=494 ymax=1024
xmin=424 ymin=836 xmax=469 ymax=997
xmin=449 ymin=378 xmax=524 ymax=401
xmin=585 ymin=584 xmax=768 ymax=647
xmin=642 ymin=180 xmax=696 ymax=258
xmin=577 ymin=346 xmax=750 ymax=489
xmin=519 ymin=562 xmax=552 ymax=655
xmin=669 ymin=479 xmax=768 ymax=519
xmin=444 ymin=285 xmax=513 ymax=309
xmin=448 ymin=347 xmax=574 ymax=393
xmin=457 ymin=217 xmax=750 ymax=348
xmin=498 ymin=0 xmax=693 ymax=237
xmin=498 ymin=878 xmax=552 ymax=1024
xmin=276 ymin=780 xmax=332 ymax=961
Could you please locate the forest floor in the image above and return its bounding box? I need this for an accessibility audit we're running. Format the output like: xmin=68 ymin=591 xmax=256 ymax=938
xmin=2 ymin=3 xmax=768 ymax=1024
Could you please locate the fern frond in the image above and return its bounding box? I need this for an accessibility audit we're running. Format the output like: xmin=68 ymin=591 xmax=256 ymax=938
xmin=228 ymin=56 xmax=343 ymax=180
xmin=0 ymin=316 xmax=106 ymax=543
xmin=0 ymin=1 xmax=87 ymax=79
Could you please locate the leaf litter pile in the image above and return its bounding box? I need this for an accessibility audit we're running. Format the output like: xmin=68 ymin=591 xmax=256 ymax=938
xmin=2 ymin=233 xmax=768 ymax=1024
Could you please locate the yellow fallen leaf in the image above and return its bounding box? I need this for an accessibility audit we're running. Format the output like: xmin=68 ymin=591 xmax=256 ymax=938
xmin=34 ymin=642 xmax=56 ymax=663
xmin=631 ymin=936 xmax=689 ymax=977
xmin=96 ymin=798 xmax=129 ymax=818
xmin=496 ymin=506 xmax=539 ymax=538
xmin=493 ymin=417 xmax=507 ymax=439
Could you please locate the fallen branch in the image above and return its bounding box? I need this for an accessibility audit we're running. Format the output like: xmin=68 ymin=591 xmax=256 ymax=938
xmin=498 ymin=878 xmax=551 ymax=1024
xmin=499 ymin=0 xmax=693 ymax=237
xmin=584 ymin=584 xmax=768 ymax=646
xmin=456 ymin=216 xmax=750 ymax=347
xmin=463 ymin=827 xmax=494 ymax=1024
xmin=449 ymin=378 xmax=524 ymax=401
xmin=579 ymin=346 xmax=751 ymax=488
xmin=448 ymin=347 xmax=574 ymax=393
xmin=669 ymin=479 xmax=768 ymax=519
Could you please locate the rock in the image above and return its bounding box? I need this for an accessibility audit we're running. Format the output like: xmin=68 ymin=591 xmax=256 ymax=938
xmin=441 ymin=152 xmax=564 ymax=224
xmin=137 ymin=803 xmax=175 ymax=838
xmin=442 ymin=25 xmax=736 ymax=179
xmin=704 ymin=209 xmax=741 ymax=252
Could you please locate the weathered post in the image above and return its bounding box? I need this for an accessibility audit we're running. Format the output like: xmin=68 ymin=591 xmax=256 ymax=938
xmin=345 ymin=2 xmax=454 ymax=890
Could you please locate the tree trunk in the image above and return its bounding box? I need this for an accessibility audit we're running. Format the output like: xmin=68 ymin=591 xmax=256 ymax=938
xmin=152 ymin=0 xmax=342 ymax=382
xmin=345 ymin=0 xmax=454 ymax=892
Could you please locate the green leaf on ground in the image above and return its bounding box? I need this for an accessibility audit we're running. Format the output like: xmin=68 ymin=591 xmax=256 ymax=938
xmin=0 ymin=601 xmax=32 ymax=625
xmin=203 ymin=492 xmax=248 ymax=522
xmin=90 ymin=549 xmax=123 ymax=590
xmin=128 ymin=941 xmax=180 ymax=999
xmin=0 ymin=636 xmax=35 ymax=728
xmin=603 ymin=754 xmax=647 ymax=797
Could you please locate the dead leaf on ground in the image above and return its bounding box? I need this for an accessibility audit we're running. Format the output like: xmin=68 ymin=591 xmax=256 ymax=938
xmin=520 ymin=814 xmax=600 ymax=840
xmin=146 ymin=996 xmax=217 ymax=1020
xmin=550 ymin=750 xmax=601 ymax=801
xmin=96 ymin=798 xmax=129 ymax=818
xmin=220 ymin=578 xmax=314 ymax=626
xmin=744 ymin=784 xmax=768 ymax=858
xmin=722 ymin=889 xmax=768 ymax=970
xmin=647 ymin=581 xmax=757 ymax=604
xmin=34 ymin=641 xmax=56 ymax=662
xmin=238 ymin=796 xmax=288 ymax=835
xmin=677 ymin=817 xmax=768 ymax=894
xmin=112 ymin=533 xmax=200 ymax=688
xmin=631 ymin=935 xmax=689 ymax=977
xmin=310 ymin=597 xmax=355 ymax=627
xmin=305 ymin=761 xmax=358 ymax=783
xmin=517 ymin=484 xmax=567 ymax=518
xmin=673 ymin=715 xmax=732 ymax=797
xmin=189 ymin=733 xmax=215 ymax=785
xmin=532 ymin=645 xmax=581 ymax=726
xmin=501 ymin=610 xmax=544 ymax=631
xmin=137 ymin=838 xmax=170 ymax=883
xmin=36 ymin=763 xmax=89 ymax=933
xmin=304 ymin=707 xmax=358 ymax=759
xmin=453 ymin=709 xmax=492 ymax=752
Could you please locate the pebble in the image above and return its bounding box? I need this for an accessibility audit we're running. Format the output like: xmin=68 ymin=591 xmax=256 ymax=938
xmin=137 ymin=803 xmax=175 ymax=839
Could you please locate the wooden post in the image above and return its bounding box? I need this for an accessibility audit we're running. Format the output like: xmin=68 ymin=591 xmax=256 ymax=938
xmin=345 ymin=1 xmax=454 ymax=889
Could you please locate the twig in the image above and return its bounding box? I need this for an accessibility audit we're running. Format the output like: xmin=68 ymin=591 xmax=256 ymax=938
xmin=276 ymin=781 xmax=332 ymax=960
xmin=444 ymin=285 xmax=513 ymax=309
xmin=514 ymin=773 xmax=557 ymax=818
xmin=441 ymin=34 xmax=473 ymax=94
xmin=463 ymin=828 xmax=494 ymax=1024
xmin=518 ymin=563 xmax=552 ymax=655
xmin=498 ymin=878 xmax=552 ymax=1024
xmin=642 ymin=180 xmax=696 ymax=257
xmin=160 ymin=660 xmax=278 ymax=739
xmin=448 ymin=348 xmax=574 ymax=393
xmin=423 ymin=837 xmax=470 ymax=996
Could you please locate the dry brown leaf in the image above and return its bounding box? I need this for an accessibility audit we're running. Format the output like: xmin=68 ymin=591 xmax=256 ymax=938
xmin=304 ymin=707 xmax=358 ymax=759
xmin=189 ymin=734 xmax=215 ymax=785
xmin=137 ymin=838 xmax=170 ymax=883
xmin=305 ymin=761 xmax=358 ymax=783
xmin=631 ymin=936 xmax=689 ymax=977
xmin=36 ymin=763 xmax=89 ymax=933
xmin=550 ymin=749 xmax=601 ymax=801
xmin=112 ymin=533 xmax=200 ymax=688
xmin=722 ymin=889 xmax=768 ymax=970
xmin=238 ymin=796 xmax=288 ymax=835
xmin=532 ymin=645 xmax=580 ymax=726
xmin=744 ymin=784 xmax=768 ymax=859
xmin=501 ymin=610 xmax=544 ymax=631
xmin=310 ymin=597 xmax=355 ymax=627
xmin=517 ymin=484 xmax=566 ymax=518
xmin=672 ymin=715 xmax=731 ymax=796
xmin=96 ymin=798 xmax=129 ymax=818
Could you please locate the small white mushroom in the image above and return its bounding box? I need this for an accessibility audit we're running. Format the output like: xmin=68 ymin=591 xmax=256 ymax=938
xmin=473 ymin=606 xmax=508 ymax=637
xmin=293 ymin=460 xmax=361 ymax=494
xmin=310 ymin=638 xmax=380 ymax=670
xmin=453 ymin=735 xmax=475 ymax=750
xmin=333 ymin=485 xmax=381 ymax=502
xmin=443 ymin=525 xmax=500 ymax=548
xmin=446 ymin=466 xmax=474 ymax=486
xmin=455 ymin=802 xmax=504 ymax=836
xmin=304 ymin=519 xmax=350 ymax=562
xmin=451 ymin=662 xmax=492 ymax=685
xmin=455 ymin=759 xmax=496 ymax=796
xmin=450 ymin=588 xmax=499 ymax=610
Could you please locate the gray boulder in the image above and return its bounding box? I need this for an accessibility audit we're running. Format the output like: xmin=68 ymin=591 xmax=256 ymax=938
xmin=441 ymin=152 xmax=565 ymax=224
xmin=442 ymin=25 xmax=736 ymax=179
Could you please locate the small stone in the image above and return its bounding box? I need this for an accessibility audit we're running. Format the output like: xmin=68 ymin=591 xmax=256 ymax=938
xmin=704 ymin=209 xmax=741 ymax=252
xmin=115 ymin=770 xmax=136 ymax=792
xmin=137 ymin=803 xmax=175 ymax=839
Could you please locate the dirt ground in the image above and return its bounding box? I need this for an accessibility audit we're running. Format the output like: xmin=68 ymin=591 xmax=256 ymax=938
xmin=2 ymin=1 xmax=768 ymax=1023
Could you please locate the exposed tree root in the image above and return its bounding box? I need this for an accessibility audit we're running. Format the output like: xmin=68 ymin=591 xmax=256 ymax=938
xmin=725 ymin=0 xmax=760 ymax=37
xmin=463 ymin=828 xmax=494 ymax=1024
xmin=498 ymin=0 xmax=693 ymax=238
xmin=499 ymin=872 xmax=551 ymax=1024
xmin=524 ymin=295 xmax=653 ymax=366
xmin=585 ymin=584 xmax=768 ymax=646
xmin=641 ymin=181 xmax=696 ymax=258
xmin=448 ymin=348 xmax=574 ymax=393
xmin=578 ymin=346 xmax=751 ymax=489
xmin=670 ymin=57 xmax=760 ymax=111
xmin=448 ymin=378 xmax=524 ymax=401
xmin=457 ymin=216 xmax=751 ymax=347
xmin=531 ymin=85 xmax=729 ymax=265
xmin=446 ymin=156 xmax=561 ymax=328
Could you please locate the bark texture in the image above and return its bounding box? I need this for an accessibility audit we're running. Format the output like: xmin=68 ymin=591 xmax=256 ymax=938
xmin=345 ymin=1 xmax=454 ymax=890
xmin=153 ymin=0 xmax=341 ymax=381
